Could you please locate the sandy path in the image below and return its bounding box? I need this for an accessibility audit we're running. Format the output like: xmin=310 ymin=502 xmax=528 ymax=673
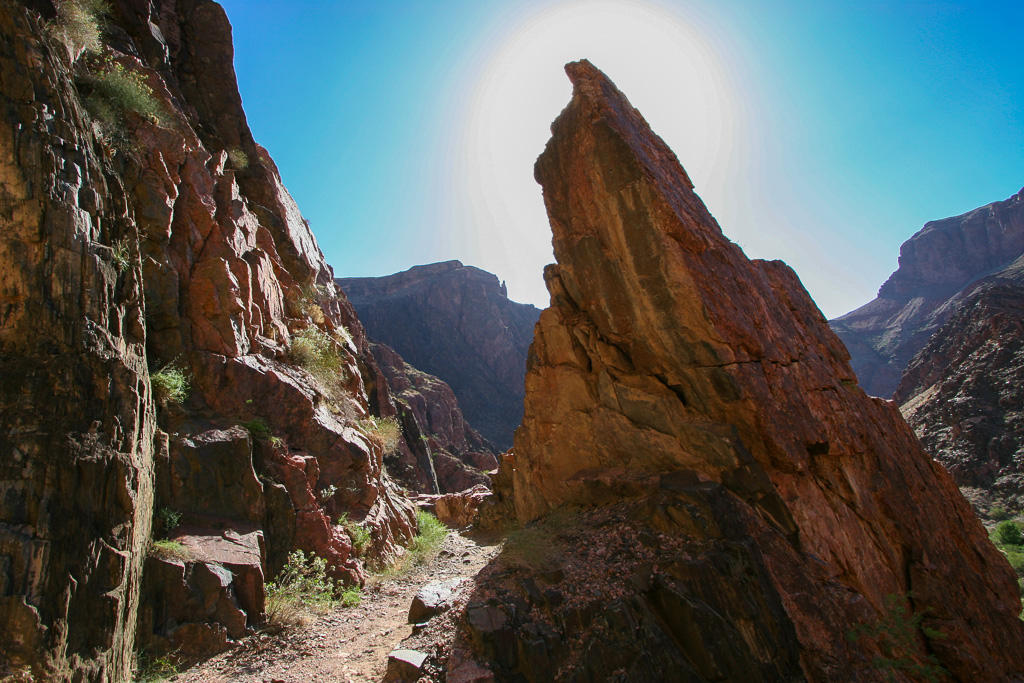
xmin=171 ymin=531 xmax=499 ymax=683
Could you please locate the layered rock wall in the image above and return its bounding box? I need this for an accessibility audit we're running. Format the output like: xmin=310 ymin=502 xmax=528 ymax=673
xmin=498 ymin=60 xmax=1024 ymax=681
xmin=0 ymin=1 xmax=416 ymax=678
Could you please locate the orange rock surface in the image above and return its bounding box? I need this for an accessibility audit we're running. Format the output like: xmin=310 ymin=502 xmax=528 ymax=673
xmin=509 ymin=60 xmax=1024 ymax=680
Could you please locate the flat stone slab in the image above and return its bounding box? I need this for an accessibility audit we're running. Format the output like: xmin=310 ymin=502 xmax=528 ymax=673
xmin=384 ymin=649 xmax=429 ymax=682
xmin=408 ymin=577 xmax=465 ymax=624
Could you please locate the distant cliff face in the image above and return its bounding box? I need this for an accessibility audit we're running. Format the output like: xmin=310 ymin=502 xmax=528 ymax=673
xmin=337 ymin=262 xmax=541 ymax=449
xmin=0 ymin=1 xmax=415 ymax=679
xmin=830 ymin=188 xmax=1024 ymax=397
xmin=897 ymin=284 xmax=1024 ymax=508
xmin=466 ymin=60 xmax=1024 ymax=682
xmin=370 ymin=342 xmax=497 ymax=494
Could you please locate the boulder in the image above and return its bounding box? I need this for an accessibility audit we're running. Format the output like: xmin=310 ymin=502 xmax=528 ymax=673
xmin=408 ymin=577 xmax=465 ymax=624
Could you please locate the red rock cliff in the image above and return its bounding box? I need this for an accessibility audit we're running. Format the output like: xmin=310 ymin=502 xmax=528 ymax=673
xmin=0 ymin=1 xmax=415 ymax=679
xmin=505 ymin=60 xmax=1024 ymax=680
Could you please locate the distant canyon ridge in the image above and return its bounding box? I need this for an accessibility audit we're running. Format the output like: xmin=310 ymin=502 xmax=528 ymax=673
xmin=338 ymin=261 xmax=541 ymax=451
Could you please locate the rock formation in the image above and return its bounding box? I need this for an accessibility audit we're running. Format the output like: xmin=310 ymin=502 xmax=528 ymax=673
xmin=0 ymin=1 xmax=417 ymax=678
xmin=830 ymin=189 xmax=1024 ymax=397
xmin=338 ymin=261 xmax=541 ymax=449
xmin=371 ymin=342 xmax=498 ymax=493
xmin=469 ymin=60 xmax=1024 ymax=681
xmin=896 ymin=284 xmax=1024 ymax=511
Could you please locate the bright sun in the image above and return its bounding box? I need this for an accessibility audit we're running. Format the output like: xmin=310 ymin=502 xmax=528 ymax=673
xmin=445 ymin=0 xmax=747 ymax=307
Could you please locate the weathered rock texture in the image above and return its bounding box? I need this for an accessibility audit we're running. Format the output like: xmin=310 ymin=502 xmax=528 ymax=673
xmin=831 ymin=188 xmax=1024 ymax=398
xmin=371 ymin=342 xmax=497 ymax=494
xmin=896 ymin=284 xmax=1024 ymax=509
xmin=338 ymin=261 xmax=541 ymax=449
xmin=0 ymin=1 xmax=416 ymax=679
xmin=487 ymin=60 xmax=1024 ymax=681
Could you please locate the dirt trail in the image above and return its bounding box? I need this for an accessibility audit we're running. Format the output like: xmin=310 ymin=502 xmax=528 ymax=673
xmin=172 ymin=531 xmax=499 ymax=683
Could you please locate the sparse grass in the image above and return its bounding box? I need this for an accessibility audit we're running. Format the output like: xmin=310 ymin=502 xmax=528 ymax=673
xmin=288 ymin=284 xmax=330 ymax=323
xmin=359 ymin=415 xmax=402 ymax=455
xmin=501 ymin=506 xmax=578 ymax=571
xmin=49 ymin=0 xmax=109 ymax=56
xmin=78 ymin=55 xmax=164 ymax=133
xmin=227 ymin=147 xmax=249 ymax=169
xmin=111 ymin=237 xmax=130 ymax=271
xmin=134 ymin=650 xmax=181 ymax=683
xmin=989 ymin=504 xmax=1013 ymax=521
xmin=340 ymin=584 xmax=362 ymax=608
xmin=337 ymin=512 xmax=372 ymax=556
xmin=847 ymin=593 xmax=947 ymax=682
xmin=290 ymin=326 xmax=346 ymax=389
xmin=151 ymin=362 xmax=190 ymax=406
xmin=242 ymin=418 xmax=285 ymax=448
xmin=150 ymin=539 xmax=192 ymax=562
xmin=264 ymin=550 xmax=355 ymax=633
xmin=369 ymin=511 xmax=448 ymax=581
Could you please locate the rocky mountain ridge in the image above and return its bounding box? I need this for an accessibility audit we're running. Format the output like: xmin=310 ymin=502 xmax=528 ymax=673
xmin=467 ymin=60 xmax=1024 ymax=681
xmin=338 ymin=261 xmax=541 ymax=450
xmin=830 ymin=187 xmax=1024 ymax=397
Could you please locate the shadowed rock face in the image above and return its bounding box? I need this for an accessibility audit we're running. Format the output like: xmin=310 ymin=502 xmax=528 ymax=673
xmin=338 ymin=261 xmax=541 ymax=450
xmin=830 ymin=189 xmax=1024 ymax=398
xmin=494 ymin=60 xmax=1024 ymax=681
xmin=0 ymin=1 xmax=415 ymax=678
xmin=370 ymin=342 xmax=498 ymax=494
xmin=897 ymin=284 xmax=1024 ymax=507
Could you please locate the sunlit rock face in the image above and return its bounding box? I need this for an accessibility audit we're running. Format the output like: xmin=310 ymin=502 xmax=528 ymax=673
xmin=0 ymin=1 xmax=415 ymax=678
xmin=498 ymin=59 xmax=1024 ymax=681
xmin=897 ymin=284 xmax=1024 ymax=508
xmin=830 ymin=188 xmax=1024 ymax=398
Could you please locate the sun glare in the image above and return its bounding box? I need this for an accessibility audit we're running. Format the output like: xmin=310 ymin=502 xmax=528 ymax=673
xmin=447 ymin=0 xmax=746 ymax=307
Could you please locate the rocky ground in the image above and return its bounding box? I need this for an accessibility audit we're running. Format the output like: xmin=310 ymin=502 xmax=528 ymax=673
xmin=161 ymin=531 xmax=500 ymax=683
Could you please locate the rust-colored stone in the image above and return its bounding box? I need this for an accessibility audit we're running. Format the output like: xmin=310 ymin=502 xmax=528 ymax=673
xmin=505 ymin=60 xmax=1024 ymax=680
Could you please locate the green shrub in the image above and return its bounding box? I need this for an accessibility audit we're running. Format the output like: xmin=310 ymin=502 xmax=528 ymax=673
xmin=79 ymin=57 xmax=164 ymax=127
xmin=290 ymin=326 xmax=346 ymax=388
xmin=996 ymin=521 xmax=1024 ymax=547
xmin=370 ymin=511 xmax=448 ymax=580
xmin=337 ymin=512 xmax=372 ymax=556
xmin=157 ymin=507 xmax=181 ymax=533
xmin=151 ymin=363 xmax=189 ymax=406
xmin=265 ymin=550 xmax=352 ymax=632
xmin=50 ymin=0 xmax=109 ymax=55
xmin=340 ymin=584 xmax=361 ymax=608
xmin=360 ymin=415 xmax=402 ymax=455
xmin=848 ymin=593 xmax=947 ymax=682
xmin=227 ymin=147 xmax=249 ymax=169
xmin=989 ymin=505 xmax=1013 ymax=521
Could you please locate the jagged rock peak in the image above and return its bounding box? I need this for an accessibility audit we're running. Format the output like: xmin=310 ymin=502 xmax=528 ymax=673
xmin=496 ymin=60 xmax=1024 ymax=681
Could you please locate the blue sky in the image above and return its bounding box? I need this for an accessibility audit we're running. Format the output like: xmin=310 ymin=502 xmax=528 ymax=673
xmin=219 ymin=0 xmax=1024 ymax=318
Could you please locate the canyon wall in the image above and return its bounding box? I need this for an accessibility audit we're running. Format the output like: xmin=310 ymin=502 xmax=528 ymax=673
xmin=473 ymin=60 xmax=1024 ymax=681
xmin=830 ymin=188 xmax=1024 ymax=397
xmin=338 ymin=261 xmax=541 ymax=450
xmin=0 ymin=1 xmax=415 ymax=678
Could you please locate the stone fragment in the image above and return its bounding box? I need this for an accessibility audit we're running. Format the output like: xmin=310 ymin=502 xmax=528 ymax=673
xmin=384 ymin=648 xmax=429 ymax=682
xmin=408 ymin=577 xmax=465 ymax=624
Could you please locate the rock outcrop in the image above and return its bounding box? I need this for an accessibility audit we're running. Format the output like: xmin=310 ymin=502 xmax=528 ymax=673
xmin=338 ymin=261 xmax=541 ymax=449
xmin=896 ymin=284 xmax=1024 ymax=510
xmin=371 ymin=343 xmax=497 ymax=494
xmin=0 ymin=1 xmax=416 ymax=679
xmin=830 ymin=189 xmax=1024 ymax=397
xmin=472 ymin=60 xmax=1024 ymax=681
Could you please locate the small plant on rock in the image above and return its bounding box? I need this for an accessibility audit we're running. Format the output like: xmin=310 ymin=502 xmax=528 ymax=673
xmin=359 ymin=415 xmax=402 ymax=455
xmin=337 ymin=512 xmax=372 ymax=556
xmin=847 ymin=593 xmax=947 ymax=682
xmin=111 ymin=237 xmax=130 ymax=271
xmin=149 ymin=539 xmax=192 ymax=562
xmin=290 ymin=326 xmax=346 ymax=389
xmin=157 ymin=507 xmax=181 ymax=533
xmin=265 ymin=550 xmax=350 ymax=632
xmin=151 ymin=362 xmax=189 ymax=406
xmin=227 ymin=146 xmax=249 ymax=169
xmin=49 ymin=0 xmax=109 ymax=56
